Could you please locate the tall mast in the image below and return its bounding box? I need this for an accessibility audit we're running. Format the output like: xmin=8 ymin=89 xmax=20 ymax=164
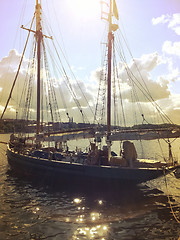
xmin=36 ymin=0 xmax=42 ymax=134
xmin=107 ymin=0 xmax=113 ymax=161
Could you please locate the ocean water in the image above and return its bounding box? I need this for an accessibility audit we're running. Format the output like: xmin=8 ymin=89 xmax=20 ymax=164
xmin=0 ymin=134 xmax=180 ymax=240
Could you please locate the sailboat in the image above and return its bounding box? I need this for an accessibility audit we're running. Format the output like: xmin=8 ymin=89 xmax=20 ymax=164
xmin=2 ymin=0 xmax=180 ymax=185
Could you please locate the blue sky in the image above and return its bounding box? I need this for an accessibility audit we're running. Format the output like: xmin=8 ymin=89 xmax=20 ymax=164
xmin=0 ymin=0 xmax=179 ymax=75
xmin=0 ymin=0 xmax=180 ymax=124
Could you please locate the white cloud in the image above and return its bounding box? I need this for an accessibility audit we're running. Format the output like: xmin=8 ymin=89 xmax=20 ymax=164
xmin=92 ymin=51 xmax=180 ymax=124
xmin=0 ymin=49 xmax=29 ymax=76
xmin=118 ymin=52 xmax=170 ymax=102
xmin=156 ymin=93 xmax=180 ymax=123
xmin=117 ymin=53 xmax=180 ymax=124
xmin=0 ymin=49 xmax=96 ymax=122
xmin=152 ymin=14 xmax=170 ymax=25
xmin=152 ymin=13 xmax=180 ymax=35
xmin=168 ymin=13 xmax=180 ymax=35
xmin=130 ymin=52 xmax=160 ymax=72
xmin=162 ymin=41 xmax=180 ymax=57
xmin=0 ymin=48 xmax=180 ymax=125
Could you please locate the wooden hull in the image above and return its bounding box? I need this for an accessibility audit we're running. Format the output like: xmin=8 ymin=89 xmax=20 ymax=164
xmin=6 ymin=147 xmax=175 ymax=185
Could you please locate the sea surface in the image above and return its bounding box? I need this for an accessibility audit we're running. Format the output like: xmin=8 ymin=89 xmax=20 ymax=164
xmin=0 ymin=134 xmax=180 ymax=240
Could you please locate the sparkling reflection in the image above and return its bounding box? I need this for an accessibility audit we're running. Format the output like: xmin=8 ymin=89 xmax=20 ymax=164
xmin=73 ymin=224 xmax=108 ymax=239
xmin=0 ymin=136 xmax=179 ymax=239
xmin=73 ymin=198 xmax=82 ymax=204
xmin=32 ymin=207 xmax=40 ymax=214
xmin=91 ymin=212 xmax=100 ymax=222
xmin=76 ymin=214 xmax=84 ymax=222
xmin=65 ymin=217 xmax=70 ymax=222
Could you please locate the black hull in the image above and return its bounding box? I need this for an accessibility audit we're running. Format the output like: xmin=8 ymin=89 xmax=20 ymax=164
xmin=6 ymin=147 xmax=174 ymax=186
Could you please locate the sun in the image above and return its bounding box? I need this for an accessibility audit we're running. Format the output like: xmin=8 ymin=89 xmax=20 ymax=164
xmin=67 ymin=0 xmax=100 ymax=19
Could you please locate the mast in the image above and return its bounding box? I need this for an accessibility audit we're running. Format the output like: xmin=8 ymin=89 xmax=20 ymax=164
xmin=107 ymin=0 xmax=113 ymax=161
xmin=36 ymin=0 xmax=42 ymax=134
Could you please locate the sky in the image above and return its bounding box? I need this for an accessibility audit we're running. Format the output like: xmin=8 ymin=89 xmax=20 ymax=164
xmin=0 ymin=0 xmax=180 ymax=125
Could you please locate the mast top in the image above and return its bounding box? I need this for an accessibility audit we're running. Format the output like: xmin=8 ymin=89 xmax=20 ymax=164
xmin=36 ymin=0 xmax=41 ymax=5
xmin=101 ymin=0 xmax=119 ymax=33
xmin=109 ymin=0 xmax=112 ymax=33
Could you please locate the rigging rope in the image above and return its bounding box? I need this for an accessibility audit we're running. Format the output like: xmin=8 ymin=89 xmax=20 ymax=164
xmin=42 ymin=38 xmax=61 ymax=123
xmin=164 ymin=172 xmax=180 ymax=224
xmin=41 ymin=13 xmax=94 ymax=123
xmin=157 ymin=138 xmax=167 ymax=162
xmin=41 ymin=26 xmax=88 ymax=123
xmin=113 ymin=40 xmax=126 ymax=127
xmin=114 ymin=39 xmax=148 ymax=123
xmin=1 ymin=13 xmax=36 ymax=120
xmin=46 ymin=41 xmax=70 ymax=121
xmin=112 ymin=50 xmax=117 ymax=126
xmin=51 ymin=40 xmax=89 ymax=123
xmin=115 ymin=29 xmax=173 ymax=125
xmin=23 ymin=43 xmax=36 ymax=121
xmin=17 ymin=35 xmax=36 ymax=121
xmin=94 ymin=41 xmax=108 ymax=125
